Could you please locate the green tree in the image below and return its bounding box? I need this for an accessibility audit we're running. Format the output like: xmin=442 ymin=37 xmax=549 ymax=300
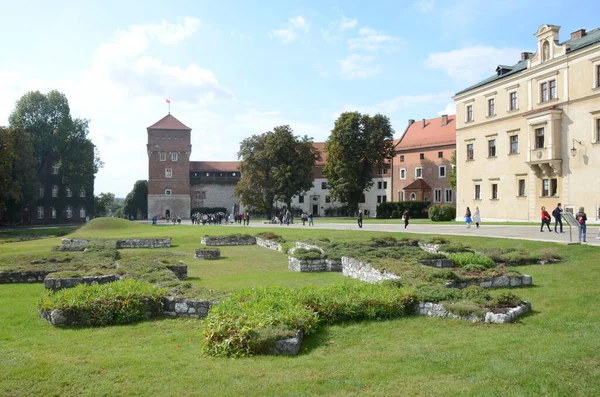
xmin=235 ymin=125 xmax=319 ymax=218
xmin=94 ymin=192 xmax=116 ymax=217
xmin=323 ymin=112 xmax=395 ymax=213
xmin=123 ymin=180 xmax=148 ymax=219
xmin=448 ymin=150 xmax=457 ymax=190
xmin=0 ymin=127 xmax=15 ymax=209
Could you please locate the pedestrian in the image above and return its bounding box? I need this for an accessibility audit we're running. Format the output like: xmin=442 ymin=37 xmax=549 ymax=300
xmin=552 ymin=203 xmax=564 ymax=233
xmin=402 ymin=210 xmax=410 ymax=230
xmin=357 ymin=210 xmax=363 ymax=228
xmin=245 ymin=212 xmax=250 ymax=226
xmin=473 ymin=207 xmax=481 ymax=229
xmin=540 ymin=206 xmax=551 ymax=232
xmin=301 ymin=212 xmax=307 ymax=226
xmin=576 ymin=207 xmax=587 ymax=243
xmin=308 ymin=213 xmax=314 ymax=226
xmin=465 ymin=207 xmax=472 ymax=228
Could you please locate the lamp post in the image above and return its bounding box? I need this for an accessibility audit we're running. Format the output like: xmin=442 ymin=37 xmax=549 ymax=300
xmin=571 ymin=139 xmax=583 ymax=157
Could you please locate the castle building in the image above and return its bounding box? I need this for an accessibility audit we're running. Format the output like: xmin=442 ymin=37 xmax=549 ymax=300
xmin=454 ymin=24 xmax=600 ymax=222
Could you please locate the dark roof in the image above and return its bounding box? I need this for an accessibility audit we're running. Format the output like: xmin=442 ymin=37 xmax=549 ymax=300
xmin=404 ymin=179 xmax=432 ymax=190
xmin=147 ymin=114 xmax=191 ymax=130
xmin=455 ymin=26 xmax=600 ymax=96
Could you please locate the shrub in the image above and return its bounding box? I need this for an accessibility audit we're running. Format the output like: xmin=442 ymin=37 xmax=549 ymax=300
xmin=424 ymin=269 xmax=457 ymax=282
xmin=538 ymin=247 xmax=562 ymax=262
xmin=461 ymin=263 xmax=488 ymax=272
xmin=39 ymin=280 xmax=167 ymax=326
xmin=391 ymin=210 xmax=399 ymax=218
xmin=491 ymin=292 xmax=522 ymax=308
xmin=413 ymin=284 xmax=462 ymax=303
xmin=438 ymin=242 xmax=473 ymax=253
xmin=425 ymin=237 xmax=450 ymax=245
xmin=370 ymin=236 xmax=398 ymax=246
xmin=255 ymin=232 xmax=285 ymax=243
xmin=448 ymin=252 xmax=495 ymax=269
xmin=428 ymin=204 xmax=456 ymax=222
xmin=461 ymin=286 xmax=492 ymax=305
xmin=444 ymin=301 xmax=487 ymax=318
xmin=292 ymin=248 xmax=325 ymax=260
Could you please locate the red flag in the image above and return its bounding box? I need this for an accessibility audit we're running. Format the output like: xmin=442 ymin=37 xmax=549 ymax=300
xmin=166 ymin=98 xmax=171 ymax=104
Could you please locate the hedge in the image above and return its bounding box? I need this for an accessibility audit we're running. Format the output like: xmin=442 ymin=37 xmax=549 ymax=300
xmin=376 ymin=201 xmax=429 ymax=219
xmin=428 ymin=204 xmax=456 ymax=222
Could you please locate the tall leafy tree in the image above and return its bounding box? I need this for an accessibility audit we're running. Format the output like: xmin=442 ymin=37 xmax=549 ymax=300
xmin=235 ymin=125 xmax=319 ymax=218
xmin=324 ymin=112 xmax=395 ymax=213
xmin=123 ymin=180 xmax=148 ymax=219
xmin=0 ymin=127 xmax=15 ymax=209
xmin=94 ymin=192 xmax=116 ymax=217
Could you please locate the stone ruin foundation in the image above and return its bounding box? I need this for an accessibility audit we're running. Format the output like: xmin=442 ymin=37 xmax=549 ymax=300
xmin=195 ymin=248 xmax=221 ymax=260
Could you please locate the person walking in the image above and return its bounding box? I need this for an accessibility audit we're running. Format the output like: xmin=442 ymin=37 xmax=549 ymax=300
xmin=465 ymin=207 xmax=472 ymax=228
xmin=357 ymin=210 xmax=363 ymax=228
xmin=473 ymin=207 xmax=481 ymax=229
xmin=552 ymin=203 xmax=564 ymax=233
xmin=540 ymin=206 xmax=552 ymax=232
xmin=308 ymin=213 xmax=314 ymax=226
xmin=402 ymin=210 xmax=410 ymax=230
xmin=576 ymin=207 xmax=587 ymax=243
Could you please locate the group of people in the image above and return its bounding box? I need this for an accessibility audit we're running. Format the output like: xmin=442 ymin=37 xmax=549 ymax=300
xmin=357 ymin=209 xmax=410 ymax=229
xmin=190 ymin=212 xmax=226 ymax=225
xmin=541 ymin=204 xmax=588 ymax=242
xmin=464 ymin=207 xmax=481 ymax=229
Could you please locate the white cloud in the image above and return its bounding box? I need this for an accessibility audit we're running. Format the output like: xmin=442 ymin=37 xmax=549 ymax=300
xmin=437 ymin=103 xmax=456 ymax=116
xmin=425 ymin=45 xmax=522 ymax=85
xmin=340 ymin=54 xmax=382 ymax=80
xmin=335 ymin=92 xmax=452 ymax=117
xmin=414 ymin=0 xmax=435 ymax=13
xmin=348 ymin=28 xmax=403 ymax=52
xmin=271 ymin=16 xmax=309 ymax=43
xmin=339 ymin=17 xmax=358 ymax=30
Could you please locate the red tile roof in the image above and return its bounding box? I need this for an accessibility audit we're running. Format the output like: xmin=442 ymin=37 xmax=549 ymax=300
xmin=396 ymin=115 xmax=456 ymax=150
xmin=403 ymin=179 xmax=432 ymax=190
xmin=147 ymin=114 xmax=191 ymax=130
xmin=312 ymin=142 xmax=327 ymax=165
xmin=190 ymin=161 xmax=240 ymax=172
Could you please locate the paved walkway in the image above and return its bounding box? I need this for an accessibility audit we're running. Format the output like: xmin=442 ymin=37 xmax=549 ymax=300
xmin=155 ymin=220 xmax=600 ymax=246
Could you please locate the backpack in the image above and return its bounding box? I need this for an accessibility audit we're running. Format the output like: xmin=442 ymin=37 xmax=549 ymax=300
xmin=577 ymin=216 xmax=585 ymax=225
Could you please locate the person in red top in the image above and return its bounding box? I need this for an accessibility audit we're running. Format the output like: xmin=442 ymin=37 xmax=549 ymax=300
xmin=540 ymin=206 xmax=552 ymax=232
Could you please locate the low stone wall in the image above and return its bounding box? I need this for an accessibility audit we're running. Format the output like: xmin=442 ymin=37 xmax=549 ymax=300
xmin=290 ymin=242 xmax=325 ymax=254
xmin=255 ymin=238 xmax=283 ymax=252
xmin=0 ymin=270 xmax=56 ymax=284
xmin=44 ymin=274 xmax=120 ymax=291
xmin=166 ymin=264 xmax=188 ymax=279
xmin=413 ymin=301 xmax=531 ymax=323
xmin=288 ymin=257 xmax=341 ymax=272
xmin=445 ymin=274 xmax=533 ymax=289
xmin=52 ymin=238 xmax=91 ymax=251
xmin=419 ymin=258 xmax=454 ymax=268
xmin=267 ymin=330 xmax=304 ymax=355
xmin=162 ymin=297 xmax=213 ymax=319
xmin=201 ymin=236 xmax=256 ymax=246
xmin=116 ymin=238 xmax=171 ymax=249
xmin=341 ymin=257 xmax=400 ymax=283
xmin=418 ymin=242 xmax=441 ymax=254
xmin=195 ymin=249 xmax=221 ymax=260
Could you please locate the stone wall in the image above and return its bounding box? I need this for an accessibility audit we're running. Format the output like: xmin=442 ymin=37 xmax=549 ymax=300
xmin=445 ymin=274 xmax=533 ymax=289
xmin=288 ymin=257 xmax=341 ymax=272
xmin=413 ymin=301 xmax=531 ymax=323
xmin=166 ymin=264 xmax=188 ymax=279
xmin=255 ymin=238 xmax=283 ymax=252
xmin=0 ymin=270 xmax=56 ymax=284
xmin=162 ymin=297 xmax=214 ymax=319
xmin=419 ymin=258 xmax=455 ymax=268
xmin=341 ymin=257 xmax=401 ymax=283
xmin=116 ymin=238 xmax=172 ymax=249
xmin=190 ymin=183 xmax=239 ymax=212
xmin=195 ymin=249 xmax=221 ymax=260
xmin=44 ymin=274 xmax=120 ymax=291
xmin=148 ymin=194 xmax=191 ymax=220
xmin=52 ymin=238 xmax=91 ymax=251
xmin=201 ymin=236 xmax=256 ymax=246
xmin=417 ymin=242 xmax=441 ymax=254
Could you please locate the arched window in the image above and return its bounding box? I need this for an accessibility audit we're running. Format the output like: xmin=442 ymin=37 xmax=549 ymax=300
xmin=80 ymin=207 xmax=86 ymax=218
xmin=410 ymin=193 xmax=417 ymax=201
xmin=66 ymin=206 xmax=73 ymax=219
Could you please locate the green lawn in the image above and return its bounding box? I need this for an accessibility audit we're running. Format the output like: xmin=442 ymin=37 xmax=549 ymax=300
xmin=1 ymin=221 xmax=599 ymax=396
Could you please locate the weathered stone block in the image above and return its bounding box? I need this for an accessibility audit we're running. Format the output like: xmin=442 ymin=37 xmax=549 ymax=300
xmin=116 ymin=238 xmax=171 ymax=249
xmin=167 ymin=264 xmax=188 ymax=279
xmin=44 ymin=274 xmax=120 ymax=291
xmin=255 ymin=238 xmax=283 ymax=252
xmin=201 ymin=236 xmax=256 ymax=246
xmin=267 ymin=330 xmax=304 ymax=355
xmin=195 ymin=249 xmax=221 ymax=260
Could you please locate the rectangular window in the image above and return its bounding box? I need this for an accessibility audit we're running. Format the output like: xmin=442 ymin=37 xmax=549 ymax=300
xmin=165 ymin=168 xmax=172 ymax=178
xmin=474 ymin=184 xmax=481 ymax=200
xmin=80 ymin=207 xmax=86 ymax=218
xmin=434 ymin=189 xmax=442 ymax=203
xmin=510 ymin=135 xmax=519 ymax=154
xmin=535 ymin=128 xmax=545 ymax=149
xmin=321 ymin=181 xmax=327 ymax=189
xmin=518 ymin=179 xmax=526 ymax=197
xmin=79 ymin=188 xmax=86 ymax=198
xmin=52 ymin=163 xmax=59 ymax=175
xmin=549 ymin=79 xmax=556 ymax=100
xmin=466 ymin=104 xmax=473 ymax=122
xmin=597 ymin=118 xmax=600 ymax=142
xmin=383 ymin=181 xmax=387 ymax=189
xmin=51 ymin=207 xmax=56 ymax=219
xmin=52 ymin=185 xmax=58 ymax=197
xmin=509 ymin=92 xmax=518 ymax=111
xmin=542 ymin=179 xmax=549 ymax=197
xmin=445 ymin=189 xmax=453 ymax=203
xmin=159 ymin=152 xmax=166 ymax=161
xmin=415 ymin=167 xmax=423 ymax=178
xmin=541 ymin=82 xmax=548 ymax=102
xmin=165 ymin=189 xmax=172 ymax=196
xmin=377 ymin=195 xmax=382 ymax=204
xmin=419 ymin=153 xmax=424 ymax=160
xmin=325 ymin=195 xmax=331 ymax=203
xmin=39 ymin=184 xmax=44 ymax=198
xmin=171 ymin=152 xmax=178 ymax=161
xmin=298 ymin=195 xmax=304 ymax=203
xmin=400 ymin=169 xmax=406 ymax=179
xmin=488 ymin=98 xmax=495 ymax=116
xmin=66 ymin=187 xmax=72 ymax=198
xmin=438 ymin=151 xmax=443 ymax=158
xmin=542 ymin=178 xmax=558 ymax=197
xmin=439 ymin=166 xmax=446 ymax=177
xmin=491 ymin=184 xmax=498 ymax=200
xmin=466 ymin=143 xmax=474 ymax=160
xmin=400 ymin=155 xmax=404 ymax=162
xmin=37 ymin=206 xmax=44 ymax=220
xmin=488 ymin=139 xmax=496 ymax=157
xmin=66 ymin=206 xmax=73 ymax=219
xmin=378 ymin=181 xmax=383 ymax=189
xmin=597 ymin=65 xmax=600 ymax=88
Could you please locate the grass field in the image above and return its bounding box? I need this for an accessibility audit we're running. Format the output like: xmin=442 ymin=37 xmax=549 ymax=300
xmin=1 ymin=220 xmax=599 ymax=396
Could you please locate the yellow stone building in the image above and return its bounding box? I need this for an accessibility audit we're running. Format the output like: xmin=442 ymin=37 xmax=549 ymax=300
xmin=454 ymin=24 xmax=600 ymax=222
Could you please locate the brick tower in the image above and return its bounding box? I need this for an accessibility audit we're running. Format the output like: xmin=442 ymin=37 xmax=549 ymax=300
xmin=147 ymin=114 xmax=192 ymax=220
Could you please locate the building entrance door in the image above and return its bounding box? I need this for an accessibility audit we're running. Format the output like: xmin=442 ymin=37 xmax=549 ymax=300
xmin=312 ymin=205 xmax=318 ymax=216
xmin=165 ymin=209 xmax=171 ymax=220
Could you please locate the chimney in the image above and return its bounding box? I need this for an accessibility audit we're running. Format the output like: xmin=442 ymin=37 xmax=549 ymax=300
xmin=408 ymin=119 xmax=415 ymax=127
xmin=521 ymin=52 xmax=533 ymax=61
xmin=571 ymin=29 xmax=586 ymax=40
xmin=422 ymin=119 xmax=426 ymax=128
xmin=441 ymin=114 xmax=448 ymax=127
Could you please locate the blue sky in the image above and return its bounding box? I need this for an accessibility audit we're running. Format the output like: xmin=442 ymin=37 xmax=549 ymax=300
xmin=1 ymin=0 xmax=598 ymax=196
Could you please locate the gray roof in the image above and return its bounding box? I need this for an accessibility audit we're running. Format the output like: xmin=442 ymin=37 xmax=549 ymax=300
xmin=455 ymin=27 xmax=600 ymax=96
